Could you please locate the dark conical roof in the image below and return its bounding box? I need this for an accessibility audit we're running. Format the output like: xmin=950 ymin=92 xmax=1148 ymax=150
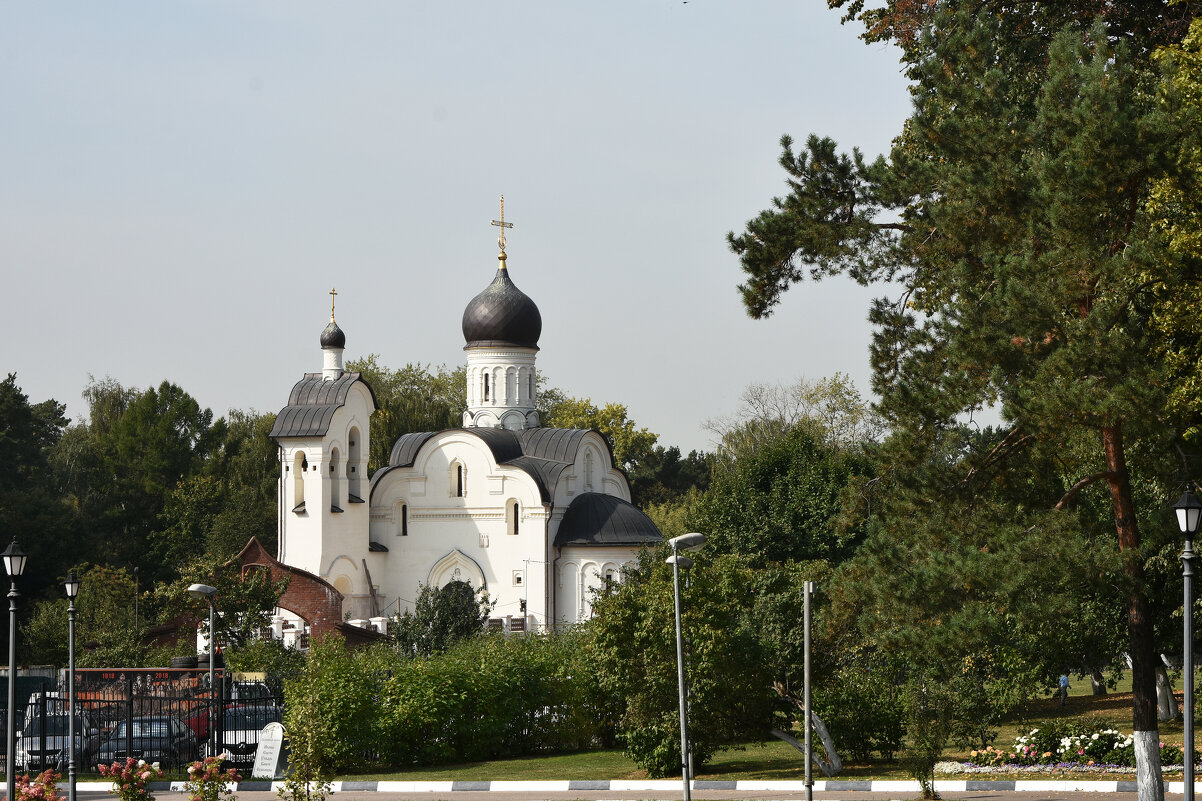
xmin=461 ymin=266 xmax=541 ymax=349
xmin=320 ymin=318 xmax=345 ymax=349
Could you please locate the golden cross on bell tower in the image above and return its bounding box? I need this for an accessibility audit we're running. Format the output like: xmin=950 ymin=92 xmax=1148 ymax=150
xmin=329 ymin=287 xmax=337 ymax=320
xmin=491 ymin=195 xmax=514 ymax=263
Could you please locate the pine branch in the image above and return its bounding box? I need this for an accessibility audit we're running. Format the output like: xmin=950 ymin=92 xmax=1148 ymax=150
xmin=1054 ymin=471 xmax=1117 ymax=511
xmin=959 ymin=427 xmax=1034 ymax=488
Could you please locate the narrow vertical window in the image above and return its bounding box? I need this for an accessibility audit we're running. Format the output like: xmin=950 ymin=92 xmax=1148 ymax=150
xmin=328 ymin=448 xmax=341 ymax=510
xmin=509 ymin=500 xmax=520 ymax=535
xmin=457 ymin=464 xmax=464 ymax=497
xmin=401 ymin=504 xmax=408 ymax=535
xmin=483 ymin=374 xmax=490 ymax=401
xmin=348 ymin=427 xmax=362 ymax=498
xmin=292 ymin=452 xmax=307 ymax=511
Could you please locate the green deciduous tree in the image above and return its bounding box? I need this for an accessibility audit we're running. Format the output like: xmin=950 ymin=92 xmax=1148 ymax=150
xmin=390 ymin=580 xmax=493 ymax=657
xmin=154 ymin=554 xmax=289 ymax=651
xmin=0 ymin=374 xmax=75 ymax=612
xmin=151 ymin=410 xmax=279 ymax=565
xmin=589 ymin=550 xmax=777 ymax=777
xmin=1147 ymin=18 xmax=1202 ymax=438
xmin=24 ymin=565 xmax=156 ymax=667
xmin=54 ymin=378 xmax=223 ymax=577
xmin=688 ymin=422 xmax=873 ymax=567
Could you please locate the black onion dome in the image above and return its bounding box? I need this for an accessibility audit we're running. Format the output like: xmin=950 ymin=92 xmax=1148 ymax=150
xmin=462 ymin=267 xmax=542 ymax=349
xmin=320 ymin=319 xmax=345 ymax=349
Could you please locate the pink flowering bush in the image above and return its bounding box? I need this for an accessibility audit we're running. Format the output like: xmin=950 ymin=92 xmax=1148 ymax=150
xmin=14 ymin=769 xmax=61 ymax=801
xmin=183 ymin=756 xmax=241 ymax=801
xmin=98 ymin=757 xmax=163 ymax=801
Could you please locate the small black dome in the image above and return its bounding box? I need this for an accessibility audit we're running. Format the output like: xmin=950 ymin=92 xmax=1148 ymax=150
xmin=320 ymin=319 xmax=345 ymax=349
xmin=462 ymin=267 xmax=542 ymax=349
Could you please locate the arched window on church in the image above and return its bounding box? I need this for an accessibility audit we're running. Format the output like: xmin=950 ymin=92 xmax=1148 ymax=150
xmin=450 ymin=461 xmax=466 ymax=498
xmin=329 ymin=448 xmax=342 ymax=512
xmin=348 ymin=426 xmax=362 ymax=499
xmin=584 ymin=451 xmax=595 ymax=493
xmin=292 ymin=451 xmax=307 ymax=512
xmin=483 ymin=373 xmax=490 ymax=402
xmin=528 ymin=373 xmax=535 ymax=403
xmin=399 ymin=502 xmax=408 ymax=536
xmin=507 ymin=500 xmax=520 ymax=535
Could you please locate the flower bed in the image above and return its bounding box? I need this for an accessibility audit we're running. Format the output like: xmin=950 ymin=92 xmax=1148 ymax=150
xmin=937 ymin=722 xmax=1197 ymax=775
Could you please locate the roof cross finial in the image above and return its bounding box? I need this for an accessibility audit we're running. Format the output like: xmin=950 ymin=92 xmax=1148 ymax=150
xmin=329 ymin=287 xmax=337 ymax=320
xmin=491 ymin=195 xmax=514 ymax=264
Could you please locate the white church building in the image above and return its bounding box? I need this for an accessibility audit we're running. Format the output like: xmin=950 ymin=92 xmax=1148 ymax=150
xmin=268 ymin=224 xmax=661 ymax=633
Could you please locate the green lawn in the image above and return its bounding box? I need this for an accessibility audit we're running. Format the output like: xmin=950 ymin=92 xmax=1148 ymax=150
xmin=344 ymin=670 xmax=1202 ymax=782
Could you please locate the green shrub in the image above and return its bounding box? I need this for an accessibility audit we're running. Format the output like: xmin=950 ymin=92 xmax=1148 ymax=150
xmin=813 ymin=651 xmax=905 ymax=762
xmin=284 ymin=628 xmax=609 ymax=771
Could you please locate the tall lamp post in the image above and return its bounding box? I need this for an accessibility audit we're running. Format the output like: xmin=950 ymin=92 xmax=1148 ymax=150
xmin=186 ymin=584 xmax=218 ymax=758
xmin=666 ymin=532 xmax=706 ymax=801
xmin=1177 ymin=491 xmax=1202 ymax=801
xmin=3 ymin=540 xmax=27 ymax=801
xmin=64 ymin=572 xmax=79 ymax=801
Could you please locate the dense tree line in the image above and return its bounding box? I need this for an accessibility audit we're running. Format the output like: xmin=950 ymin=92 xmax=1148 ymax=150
xmin=0 ymin=363 xmax=712 ymax=666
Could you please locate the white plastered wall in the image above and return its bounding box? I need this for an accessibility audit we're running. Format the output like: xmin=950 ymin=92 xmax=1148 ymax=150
xmin=554 ymin=547 xmax=638 ymax=626
xmin=367 ymin=430 xmax=549 ymax=626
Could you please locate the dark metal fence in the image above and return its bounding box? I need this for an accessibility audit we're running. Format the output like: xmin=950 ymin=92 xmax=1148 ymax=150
xmin=0 ymin=668 xmax=283 ymax=777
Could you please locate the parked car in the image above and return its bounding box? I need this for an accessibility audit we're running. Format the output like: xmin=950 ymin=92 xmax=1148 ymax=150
xmin=229 ymin=681 xmax=277 ymax=708
xmin=211 ymin=705 xmax=282 ymax=766
xmin=97 ymin=716 xmax=197 ymax=769
xmin=14 ymin=714 xmax=101 ymax=772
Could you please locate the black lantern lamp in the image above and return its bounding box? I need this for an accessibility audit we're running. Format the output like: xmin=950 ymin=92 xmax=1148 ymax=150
xmin=2 ymin=540 xmax=28 ymax=580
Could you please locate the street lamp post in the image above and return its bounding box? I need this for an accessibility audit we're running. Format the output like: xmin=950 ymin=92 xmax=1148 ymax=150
xmin=1177 ymin=491 xmax=1202 ymax=801
xmin=3 ymin=540 xmax=27 ymax=801
xmin=64 ymin=572 xmax=79 ymax=801
xmin=186 ymin=584 xmax=218 ymax=759
xmin=666 ymin=532 xmax=706 ymax=801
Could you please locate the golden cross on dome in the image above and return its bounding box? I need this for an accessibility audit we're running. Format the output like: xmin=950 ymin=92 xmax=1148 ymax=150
xmin=329 ymin=287 xmax=337 ymax=320
xmin=491 ymin=195 xmax=514 ymax=258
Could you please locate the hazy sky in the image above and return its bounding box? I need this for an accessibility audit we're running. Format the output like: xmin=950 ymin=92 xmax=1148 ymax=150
xmin=4 ymin=2 xmax=911 ymax=455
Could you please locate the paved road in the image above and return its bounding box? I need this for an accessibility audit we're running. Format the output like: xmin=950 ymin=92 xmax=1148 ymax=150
xmin=45 ymin=787 xmax=1166 ymax=801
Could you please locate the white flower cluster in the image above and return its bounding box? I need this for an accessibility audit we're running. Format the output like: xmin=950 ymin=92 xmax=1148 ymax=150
xmin=1055 ymin=728 xmax=1129 ymax=757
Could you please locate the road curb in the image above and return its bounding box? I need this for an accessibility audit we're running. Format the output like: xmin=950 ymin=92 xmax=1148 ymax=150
xmin=68 ymin=778 xmax=1199 ymax=794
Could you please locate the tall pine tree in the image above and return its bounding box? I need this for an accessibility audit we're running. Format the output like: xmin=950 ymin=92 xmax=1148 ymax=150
xmin=731 ymin=10 xmax=1193 ymax=798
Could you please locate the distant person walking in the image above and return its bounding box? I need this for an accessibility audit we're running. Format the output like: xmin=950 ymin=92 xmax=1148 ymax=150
xmin=1058 ymin=672 xmax=1070 ymax=706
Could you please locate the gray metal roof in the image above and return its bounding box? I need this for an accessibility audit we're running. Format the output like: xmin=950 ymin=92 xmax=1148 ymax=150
xmin=371 ymin=426 xmax=617 ymax=504
xmin=269 ymin=372 xmax=377 ymax=439
xmin=518 ymin=428 xmax=595 ymax=463
xmin=388 ymin=431 xmax=438 ymax=467
xmin=554 ymin=492 xmax=662 ymax=547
